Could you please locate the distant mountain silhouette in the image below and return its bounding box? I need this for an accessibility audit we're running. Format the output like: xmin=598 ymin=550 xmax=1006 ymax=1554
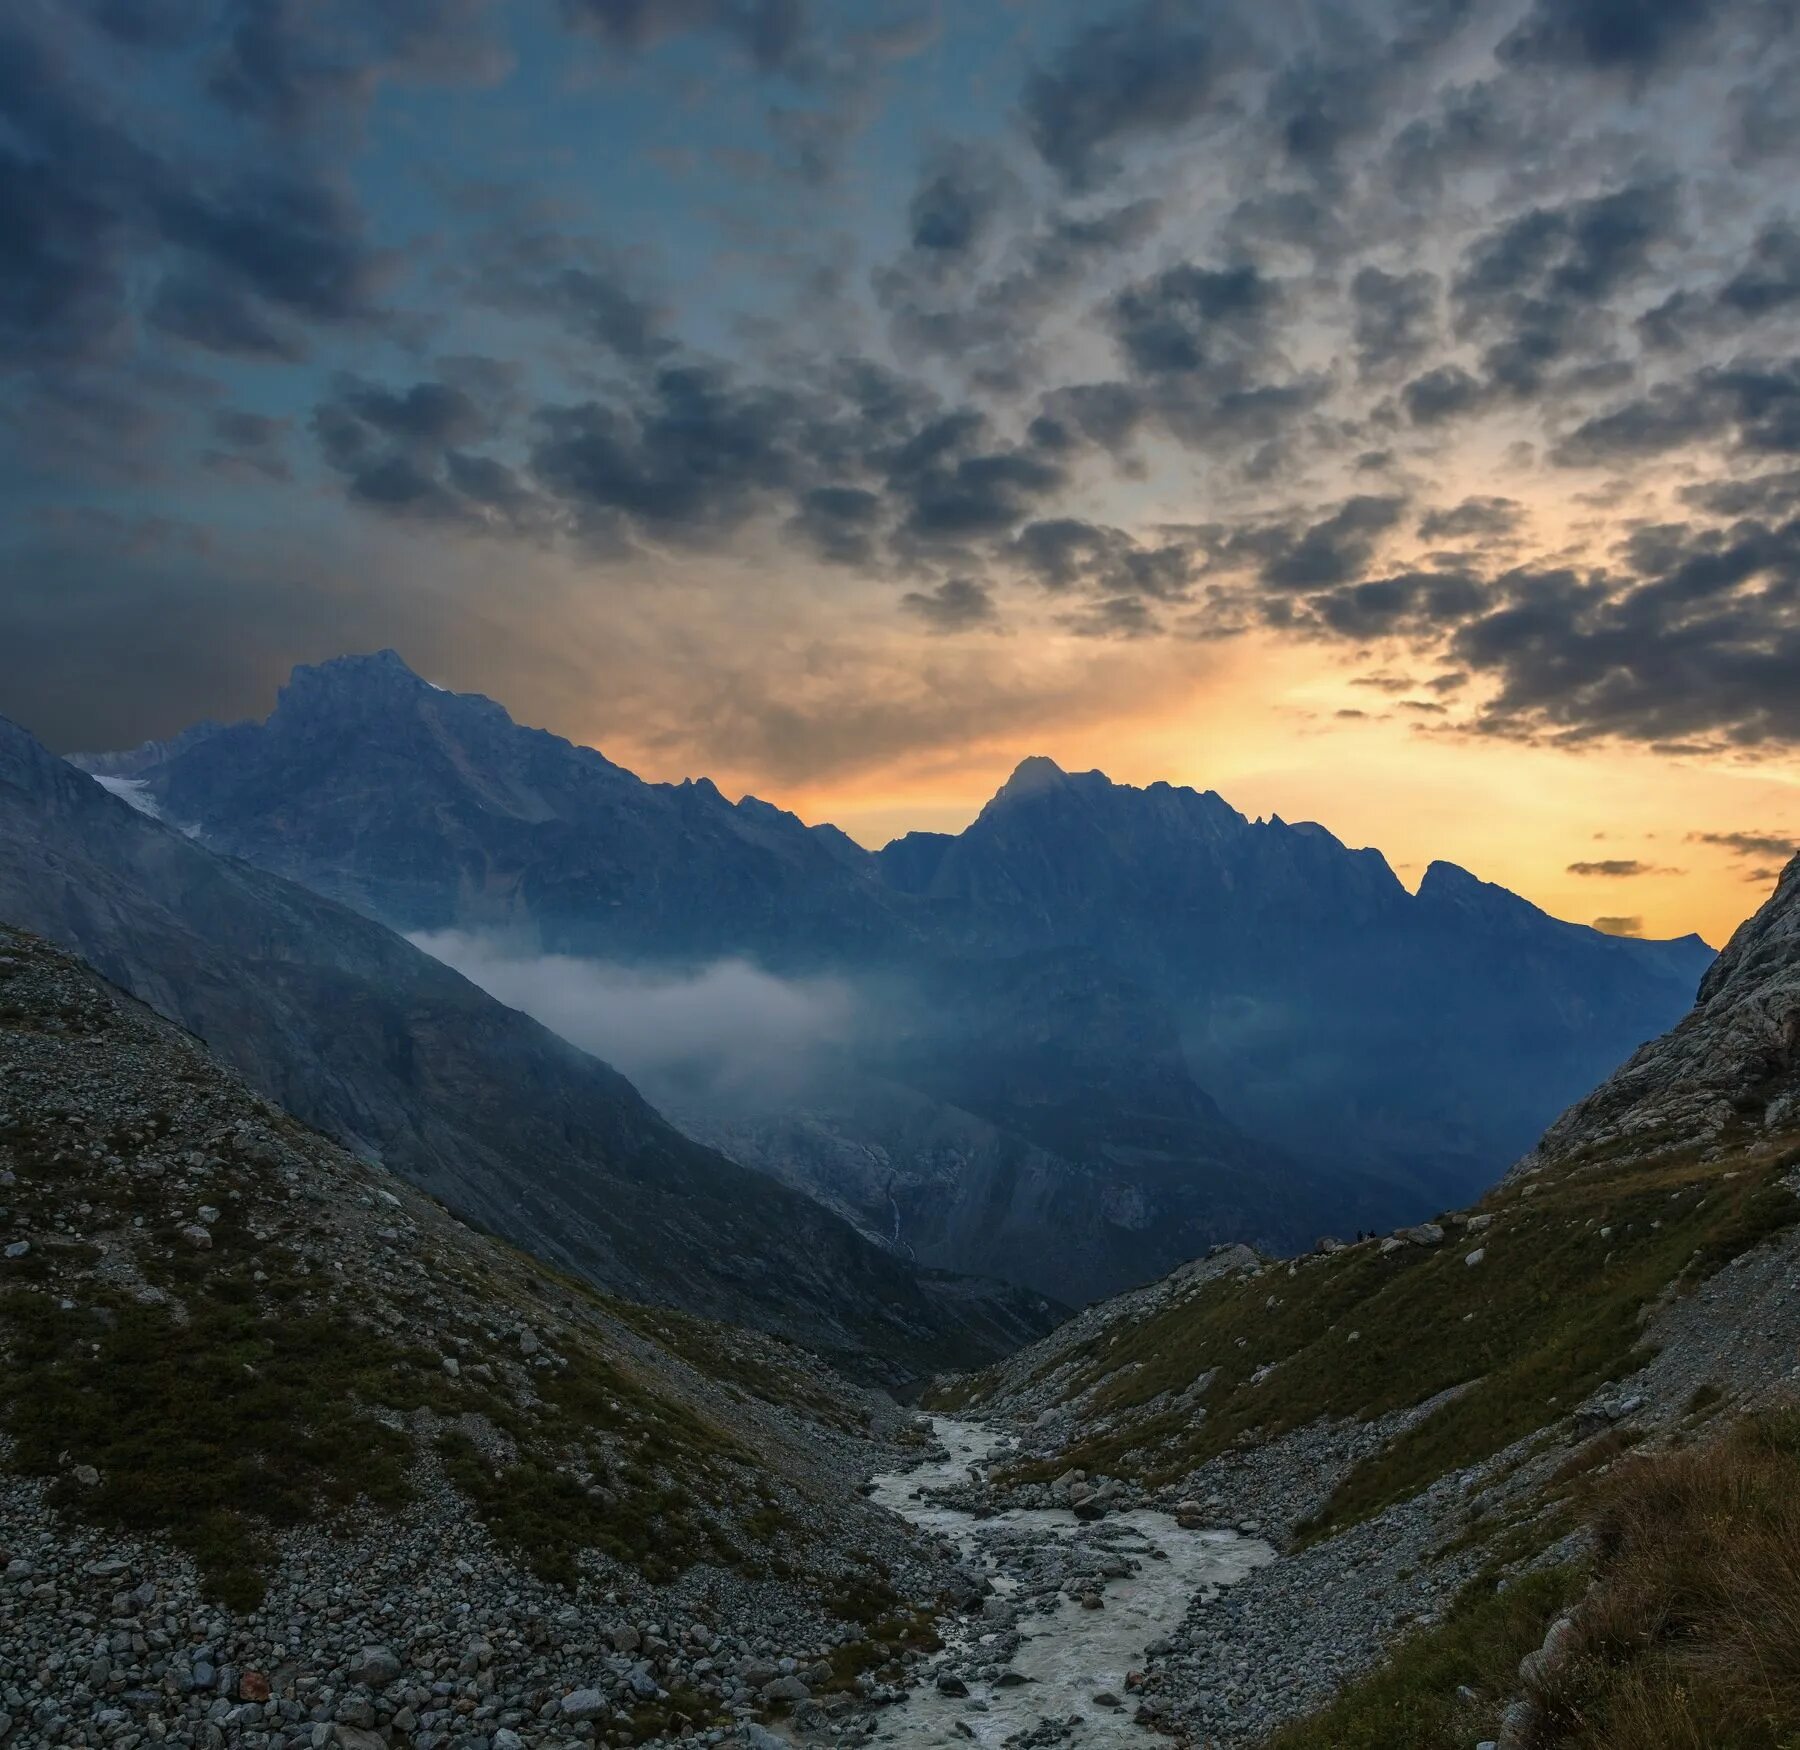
xmin=68 ymin=652 xmax=1716 ymax=1301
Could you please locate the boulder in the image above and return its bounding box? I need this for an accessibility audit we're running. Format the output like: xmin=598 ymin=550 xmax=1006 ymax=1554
xmin=348 ymin=1647 xmax=401 ymax=1689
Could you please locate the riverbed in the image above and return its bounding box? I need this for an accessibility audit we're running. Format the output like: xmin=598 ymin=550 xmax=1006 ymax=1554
xmin=864 ymin=1418 xmax=1273 ymax=1748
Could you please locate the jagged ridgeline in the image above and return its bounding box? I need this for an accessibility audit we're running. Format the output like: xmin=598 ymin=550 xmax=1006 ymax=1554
xmin=0 ymin=927 xmax=958 ymax=1735
xmin=68 ymin=650 xmax=1714 ymax=1307
xmin=923 ymin=856 xmax=1800 ymax=1747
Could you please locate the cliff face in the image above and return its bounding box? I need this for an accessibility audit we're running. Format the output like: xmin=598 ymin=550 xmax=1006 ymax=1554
xmin=1524 ymin=855 xmax=1800 ymax=1173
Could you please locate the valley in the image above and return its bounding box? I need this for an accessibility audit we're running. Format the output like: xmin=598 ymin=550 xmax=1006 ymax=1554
xmin=11 ymin=5 xmax=1800 ymax=1746
xmin=4 ymin=667 xmax=1800 ymax=1750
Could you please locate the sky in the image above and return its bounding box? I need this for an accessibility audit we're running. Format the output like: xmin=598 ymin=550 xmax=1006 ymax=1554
xmin=3 ymin=0 xmax=1799 ymax=946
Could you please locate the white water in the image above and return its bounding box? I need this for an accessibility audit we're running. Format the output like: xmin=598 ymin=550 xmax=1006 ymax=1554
xmin=865 ymin=1418 xmax=1273 ymax=1749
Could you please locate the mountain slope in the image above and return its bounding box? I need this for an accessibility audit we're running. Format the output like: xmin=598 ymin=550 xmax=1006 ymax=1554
xmin=0 ymin=712 xmax=1052 ymax=1374
xmin=1524 ymin=854 xmax=1800 ymax=1172
xmin=888 ymin=756 xmax=1715 ymax=1197
xmin=0 ymin=925 xmax=966 ymax=1743
xmin=919 ymin=855 xmax=1800 ymax=1747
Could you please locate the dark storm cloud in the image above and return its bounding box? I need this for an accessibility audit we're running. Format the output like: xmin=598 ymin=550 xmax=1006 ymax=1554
xmin=787 ymin=485 xmax=885 ymax=566
xmin=0 ymin=14 xmax=389 ymax=376
xmin=1059 ymin=595 xmax=1160 ymax=639
xmin=1688 ymin=829 xmax=1800 ymax=861
xmin=148 ymin=275 xmax=307 ymax=360
xmin=1566 ymin=858 xmax=1677 ymax=876
xmin=1007 ymin=519 xmax=1196 ymax=601
xmin=1261 ymin=0 xmax=1483 ymax=180
xmin=312 ymin=369 xmax=538 ymax=532
xmin=1017 ymin=254 xmax=1328 ymax=464
xmin=1387 ymin=79 xmax=1515 ymax=196
xmin=200 ymin=407 xmax=292 ymax=480
xmin=80 ymin=0 xmax=210 ymax=49
xmin=900 ymin=576 xmax=997 ymax=632
xmin=1554 ymin=358 xmax=1800 ymax=464
xmin=1301 ymin=570 xmax=1484 ymax=638
xmin=1450 ymin=178 xmax=1683 ymax=398
xmin=201 ymin=0 xmax=508 ymax=131
xmin=891 ymin=439 xmax=1066 ymax=545
xmin=877 ymin=197 xmax=1162 ymax=384
xmin=156 ymin=178 xmax=388 ymax=327
xmin=0 ymin=21 xmax=163 ymax=367
xmin=1640 ymin=218 xmax=1800 ymax=350
xmin=1498 ymin=0 xmax=1723 ymax=74
xmin=1108 ymin=263 xmax=1278 ymax=377
xmin=1351 ymin=267 xmax=1440 ymax=373
xmin=1402 ymin=364 xmax=1489 ymax=425
xmin=906 ymin=146 xmax=1017 ymax=259
xmin=1448 ymin=531 xmax=1800 ymax=748
xmin=558 ymin=0 xmax=814 ymax=75
xmin=465 ymin=218 xmax=673 ymax=363
xmin=1417 ymin=497 xmax=1522 ymax=541
xmin=1021 ymin=0 xmax=1248 ymax=188
xmin=528 ymin=366 xmax=810 ymax=543
xmin=308 ymin=343 xmax=1061 ymax=565
xmin=1679 ymin=469 xmax=1800 ymax=519
xmin=1248 ymin=496 xmax=1410 ymax=590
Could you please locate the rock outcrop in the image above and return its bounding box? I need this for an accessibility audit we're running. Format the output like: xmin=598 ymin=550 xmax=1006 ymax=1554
xmin=1524 ymin=854 xmax=1800 ymax=1173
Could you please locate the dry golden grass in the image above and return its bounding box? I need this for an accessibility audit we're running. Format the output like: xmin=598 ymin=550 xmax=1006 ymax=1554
xmin=1530 ymin=1409 xmax=1800 ymax=1749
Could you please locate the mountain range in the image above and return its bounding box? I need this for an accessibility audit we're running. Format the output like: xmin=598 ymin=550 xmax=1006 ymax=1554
xmin=68 ymin=650 xmax=1715 ymax=1303
xmin=6 ymin=651 xmax=1800 ymax=1749
xmin=0 ymin=709 xmax=1051 ymax=1375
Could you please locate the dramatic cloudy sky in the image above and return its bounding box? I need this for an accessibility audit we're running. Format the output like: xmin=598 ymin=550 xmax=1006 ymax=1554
xmin=5 ymin=0 xmax=1800 ymax=942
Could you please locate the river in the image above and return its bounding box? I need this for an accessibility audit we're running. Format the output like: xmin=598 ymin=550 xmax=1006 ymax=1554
xmin=862 ymin=1417 xmax=1274 ymax=1748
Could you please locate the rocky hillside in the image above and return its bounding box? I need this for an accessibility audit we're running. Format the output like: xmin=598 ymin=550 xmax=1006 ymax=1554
xmin=0 ymin=713 xmax=1052 ymax=1377
xmin=918 ymin=856 xmax=1800 ymax=1746
xmin=0 ymin=926 xmax=975 ymax=1749
xmin=1524 ymin=853 xmax=1800 ymax=1173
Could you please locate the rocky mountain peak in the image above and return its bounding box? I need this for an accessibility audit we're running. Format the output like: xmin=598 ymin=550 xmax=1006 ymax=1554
xmin=988 ymin=754 xmax=1074 ymax=805
xmin=1527 ymin=854 xmax=1800 ymax=1173
xmin=272 ymin=648 xmax=477 ymax=726
xmin=1697 ymin=854 xmax=1800 ymax=1006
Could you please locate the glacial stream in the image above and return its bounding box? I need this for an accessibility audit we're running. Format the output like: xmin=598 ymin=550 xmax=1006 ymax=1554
xmin=865 ymin=1418 xmax=1274 ymax=1749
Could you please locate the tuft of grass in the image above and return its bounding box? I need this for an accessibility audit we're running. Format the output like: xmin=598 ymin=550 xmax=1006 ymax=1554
xmin=0 ymin=1281 xmax=417 ymax=1608
xmin=1528 ymin=1410 xmax=1800 ymax=1749
xmin=1259 ymin=1566 xmax=1581 ymax=1750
